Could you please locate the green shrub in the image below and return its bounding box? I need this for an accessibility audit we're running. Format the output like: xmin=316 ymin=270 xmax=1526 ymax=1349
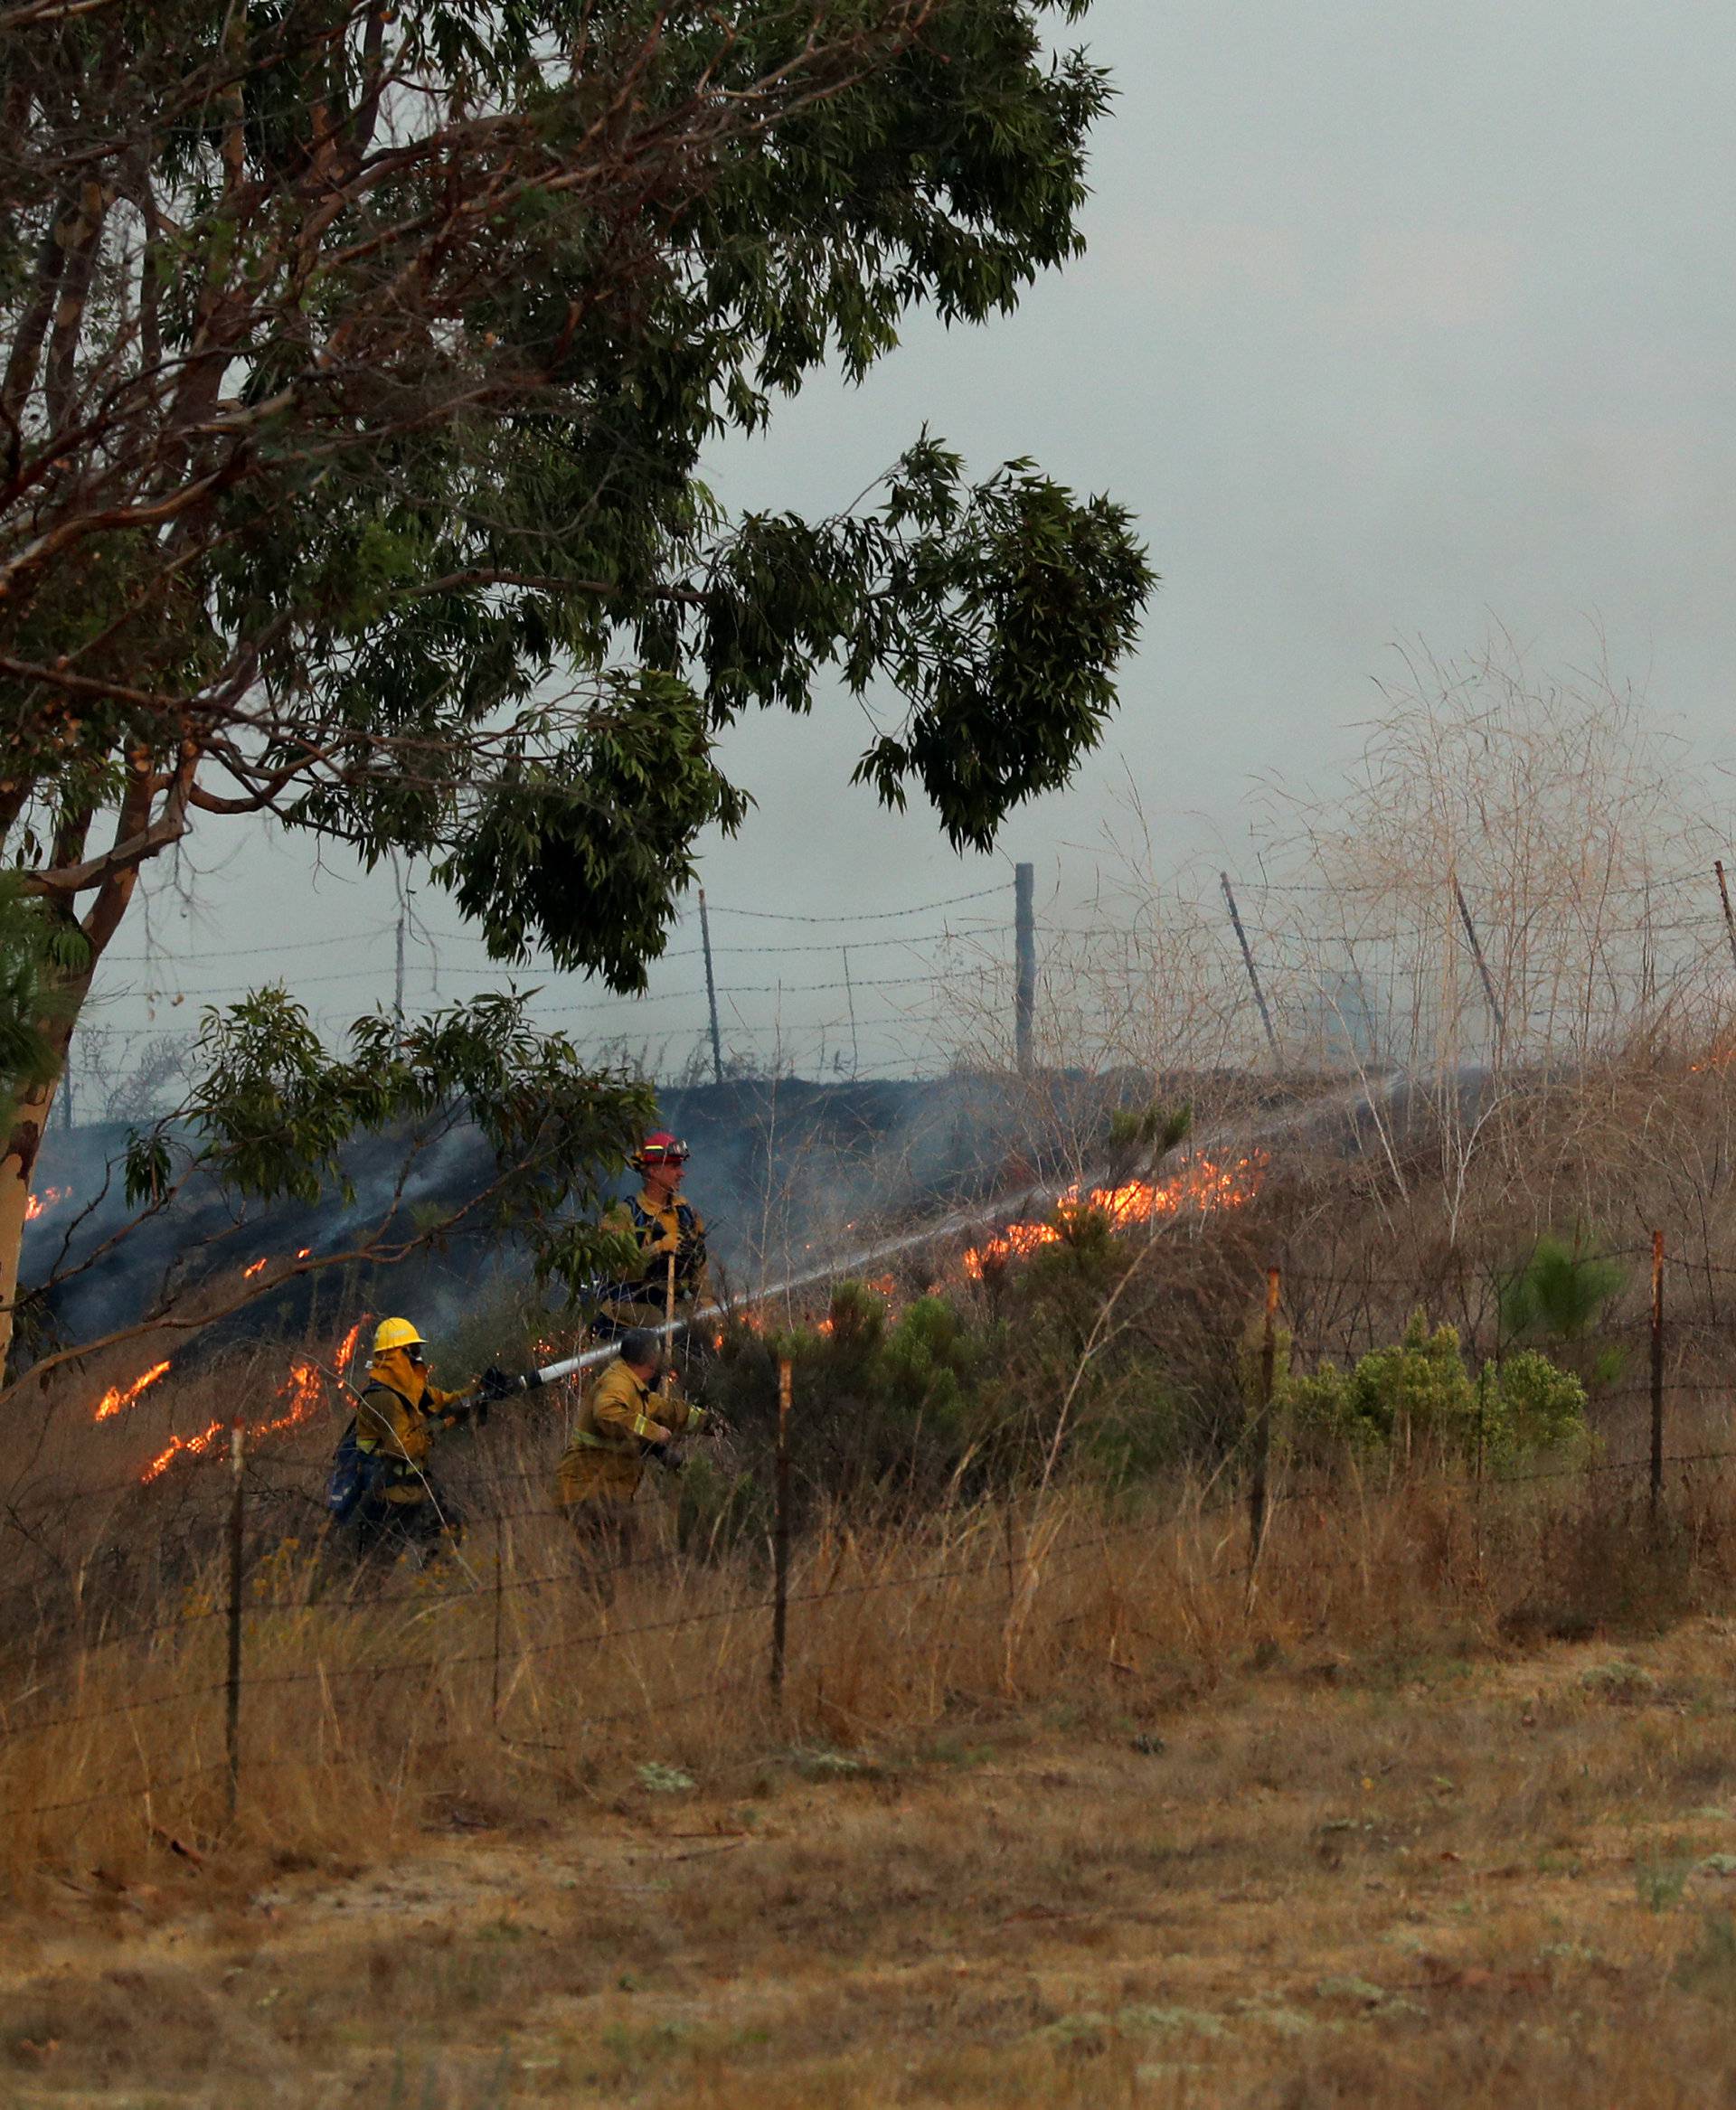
xmin=1282 ymin=1311 xmax=1587 ymax=1468
xmin=703 ymin=1282 xmax=994 ymax=1508
xmin=1083 ymin=1371 xmax=1190 ymax=1486
xmin=1500 ymin=1231 xmax=1628 ymax=1387
xmin=881 ymin=1295 xmax=976 ymax=1431
xmin=1490 ymin=1348 xmax=1590 ymax=1455
xmin=1501 ymin=1232 xmax=1626 ymax=1343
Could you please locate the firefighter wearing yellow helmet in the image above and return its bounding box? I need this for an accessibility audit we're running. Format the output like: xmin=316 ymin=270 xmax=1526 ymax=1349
xmin=591 ymin=1131 xmax=711 ymax=1340
xmin=555 ymin=1330 xmax=704 ymax=1565
xmin=330 ymin=1317 xmax=511 ymax=1555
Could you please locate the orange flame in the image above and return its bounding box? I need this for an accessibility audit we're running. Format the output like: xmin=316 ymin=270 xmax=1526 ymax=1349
xmin=94 ymin=1360 xmax=173 ymax=1421
xmin=24 ymin=1186 xmax=68 ymax=1223
xmin=296 ymin=1247 xmax=312 ymax=1259
xmin=138 ymin=1324 xmax=360 ymax=1484
xmin=141 ymin=1419 xmax=223 ymax=1482
xmin=964 ymin=1153 xmax=1269 ymax=1280
xmin=242 ymin=1257 xmax=269 ymax=1280
xmin=271 ymin=1357 xmax=324 ymax=1428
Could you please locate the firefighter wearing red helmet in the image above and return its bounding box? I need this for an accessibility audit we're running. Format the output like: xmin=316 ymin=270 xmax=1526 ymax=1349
xmin=592 ymin=1130 xmax=711 ymax=1338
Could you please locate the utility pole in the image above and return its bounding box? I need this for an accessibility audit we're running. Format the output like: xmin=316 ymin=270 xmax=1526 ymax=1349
xmin=1220 ymin=873 xmax=1279 ymax=1066
xmin=698 ymin=888 xmax=723 ymax=1086
xmin=1014 ymin=862 xmax=1035 ymax=1077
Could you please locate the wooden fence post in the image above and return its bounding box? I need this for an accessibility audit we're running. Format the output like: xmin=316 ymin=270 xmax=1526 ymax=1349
xmin=491 ymin=1528 xmax=506 ymax=1726
xmin=1249 ymin=1267 xmax=1279 ymax=1591
xmin=225 ymin=1422 xmax=245 ymax=1821
xmin=772 ymin=1356 xmax=792 ymax=1699
xmin=1014 ymin=862 xmax=1036 ymax=1077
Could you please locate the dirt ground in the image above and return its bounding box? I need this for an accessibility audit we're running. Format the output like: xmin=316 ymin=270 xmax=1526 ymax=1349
xmin=8 ymin=1616 xmax=1736 ymax=2107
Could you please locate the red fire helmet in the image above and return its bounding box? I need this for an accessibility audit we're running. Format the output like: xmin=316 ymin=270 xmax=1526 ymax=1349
xmin=630 ymin=1130 xmax=691 ymax=1172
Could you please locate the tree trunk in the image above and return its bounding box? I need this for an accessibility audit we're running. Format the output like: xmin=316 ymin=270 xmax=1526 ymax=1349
xmin=0 ymin=991 xmax=87 ymax=1377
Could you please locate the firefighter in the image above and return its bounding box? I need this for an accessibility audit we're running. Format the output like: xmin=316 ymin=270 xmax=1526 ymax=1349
xmin=555 ymin=1330 xmax=705 ymax=1568
xmin=591 ymin=1130 xmax=711 ymax=1341
xmin=334 ymin=1317 xmax=498 ymax=1557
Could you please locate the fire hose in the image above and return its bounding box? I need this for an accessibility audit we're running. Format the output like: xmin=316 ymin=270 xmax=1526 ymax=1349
xmin=476 ymin=1069 xmax=1405 ymax=1403
xmin=478 ymin=1201 xmax=1031 ymax=1400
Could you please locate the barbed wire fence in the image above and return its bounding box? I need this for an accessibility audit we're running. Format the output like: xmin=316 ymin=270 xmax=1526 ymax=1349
xmin=6 ymin=1231 xmax=1736 ymax=1842
xmin=72 ymin=884 xmax=1018 ymax=1115
xmin=59 ymin=845 xmax=1736 ymax=1131
xmin=24 ymin=823 xmax=1736 ymax=1835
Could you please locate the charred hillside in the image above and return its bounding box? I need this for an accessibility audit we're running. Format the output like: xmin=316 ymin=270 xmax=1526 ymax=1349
xmin=21 ymin=1069 xmax=1196 ymax=1361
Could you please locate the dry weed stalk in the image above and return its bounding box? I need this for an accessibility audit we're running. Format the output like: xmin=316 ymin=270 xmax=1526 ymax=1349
xmin=5 ymin=1385 xmax=1736 ymax=1893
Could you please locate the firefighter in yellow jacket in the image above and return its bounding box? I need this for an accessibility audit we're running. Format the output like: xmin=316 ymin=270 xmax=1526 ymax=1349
xmin=591 ymin=1131 xmax=711 ymax=1340
xmin=556 ymin=1331 xmax=704 ymax=1555
xmin=348 ymin=1316 xmax=480 ymax=1553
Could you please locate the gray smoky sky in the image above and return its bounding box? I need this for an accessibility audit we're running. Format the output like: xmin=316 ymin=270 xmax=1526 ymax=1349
xmin=90 ymin=0 xmax=1736 ymax=1090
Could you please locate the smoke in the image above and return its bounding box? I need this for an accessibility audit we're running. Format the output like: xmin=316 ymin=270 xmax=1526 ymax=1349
xmin=19 ymin=1072 xmax=1149 ymax=1359
xmin=22 ymin=1060 xmax=1451 ymax=1372
xmin=22 ymin=1114 xmax=501 ymax=1358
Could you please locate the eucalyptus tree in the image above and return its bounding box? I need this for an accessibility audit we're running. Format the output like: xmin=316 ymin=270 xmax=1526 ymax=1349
xmin=0 ymin=0 xmax=1152 ymax=1373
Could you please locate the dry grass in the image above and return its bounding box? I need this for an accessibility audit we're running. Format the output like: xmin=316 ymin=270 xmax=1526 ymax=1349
xmin=12 ymin=1357 xmax=1736 ymax=1869
xmin=7 ymin=1215 xmax=1736 ymax=2105
xmin=9 ymin=1469 xmax=1736 ymax=2103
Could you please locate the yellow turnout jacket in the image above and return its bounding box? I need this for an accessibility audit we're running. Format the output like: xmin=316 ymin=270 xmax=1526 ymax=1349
xmin=354 ymin=1346 xmax=468 ymax=1505
xmin=557 ymin=1359 xmax=695 ymax=1508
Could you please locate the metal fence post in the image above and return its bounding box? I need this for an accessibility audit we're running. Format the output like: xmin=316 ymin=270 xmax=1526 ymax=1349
xmin=1452 ymin=875 xmax=1506 ymax=1045
xmin=225 ymin=1422 xmax=244 ymax=1821
xmin=1220 ymin=873 xmax=1280 ymax=1066
xmin=771 ymin=1356 xmax=792 ymax=1699
xmin=698 ymin=887 xmax=724 ymax=1086
xmin=1014 ymin=863 xmax=1036 ymax=1077
xmin=1651 ymin=1230 xmax=1665 ymax=1520
xmin=1716 ymin=862 xmax=1736 ymax=975
xmin=1249 ymin=1267 xmax=1279 ymax=1591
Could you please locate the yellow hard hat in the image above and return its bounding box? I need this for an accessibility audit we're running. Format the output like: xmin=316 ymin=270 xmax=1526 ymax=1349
xmin=373 ymin=1316 xmax=426 ymax=1356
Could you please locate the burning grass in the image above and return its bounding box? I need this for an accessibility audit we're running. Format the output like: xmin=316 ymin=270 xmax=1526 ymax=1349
xmin=15 ymin=1027 xmax=1736 ymax=2094
xmin=963 ymin=1149 xmax=1269 ymax=1277
xmin=92 ymin=1358 xmax=171 ymax=1421
xmin=23 ymin=1185 xmax=66 ymax=1223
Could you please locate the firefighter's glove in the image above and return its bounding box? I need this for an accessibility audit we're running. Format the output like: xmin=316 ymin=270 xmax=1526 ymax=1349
xmin=478 ymin=1365 xmax=519 ymax=1402
xmin=646 ymin=1442 xmax=684 ymax=1475
xmin=677 ymin=1228 xmax=708 ymax=1275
